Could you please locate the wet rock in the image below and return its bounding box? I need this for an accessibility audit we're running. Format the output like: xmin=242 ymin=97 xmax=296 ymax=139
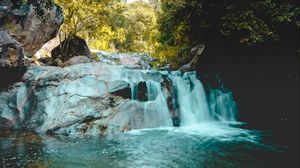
xmin=162 ymin=78 xmax=180 ymax=126
xmin=111 ymin=85 xmax=131 ymax=99
xmin=0 ymin=63 xmax=171 ymax=135
xmin=138 ymin=82 xmax=148 ymax=101
xmin=0 ymin=62 xmax=237 ymax=136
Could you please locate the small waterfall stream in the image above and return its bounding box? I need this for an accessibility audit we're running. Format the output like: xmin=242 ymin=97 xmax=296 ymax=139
xmin=122 ymin=70 xmax=237 ymax=129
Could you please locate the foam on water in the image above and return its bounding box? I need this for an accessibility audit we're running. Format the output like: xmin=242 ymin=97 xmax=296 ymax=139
xmin=127 ymin=122 xmax=261 ymax=143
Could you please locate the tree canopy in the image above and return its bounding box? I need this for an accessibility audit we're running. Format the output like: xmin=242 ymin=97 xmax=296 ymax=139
xmin=53 ymin=0 xmax=299 ymax=68
xmin=54 ymin=0 xmax=161 ymax=54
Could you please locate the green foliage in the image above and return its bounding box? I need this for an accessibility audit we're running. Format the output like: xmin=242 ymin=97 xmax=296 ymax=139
xmin=53 ymin=0 xmax=299 ymax=68
xmin=55 ymin=0 xmax=123 ymax=49
xmin=159 ymin=0 xmax=300 ymax=46
xmin=55 ymin=0 xmax=162 ymax=54
xmin=220 ymin=0 xmax=300 ymax=46
xmin=157 ymin=0 xmax=300 ymax=66
xmin=118 ymin=1 xmax=160 ymax=54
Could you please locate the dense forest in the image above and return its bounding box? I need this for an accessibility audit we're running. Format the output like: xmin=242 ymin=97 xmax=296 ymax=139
xmin=51 ymin=0 xmax=300 ymax=68
xmin=1 ymin=0 xmax=299 ymax=67
xmin=3 ymin=0 xmax=296 ymax=67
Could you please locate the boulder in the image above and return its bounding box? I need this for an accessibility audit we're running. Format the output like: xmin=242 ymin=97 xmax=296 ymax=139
xmin=0 ymin=1 xmax=63 ymax=67
xmin=51 ymin=36 xmax=92 ymax=62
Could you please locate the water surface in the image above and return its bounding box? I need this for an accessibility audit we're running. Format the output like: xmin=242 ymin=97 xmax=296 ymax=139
xmin=0 ymin=122 xmax=297 ymax=168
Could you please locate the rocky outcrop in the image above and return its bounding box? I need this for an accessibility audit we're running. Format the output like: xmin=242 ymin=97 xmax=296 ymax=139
xmin=179 ymin=44 xmax=205 ymax=72
xmin=0 ymin=61 xmax=238 ymax=136
xmin=0 ymin=1 xmax=63 ymax=67
xmin=51 ymin=36 xmax=92 ymax=64
xmin=0 ymin=63 xmax=173 ymax=136
xmin=94 ymin=51 xmax=157 ymax=70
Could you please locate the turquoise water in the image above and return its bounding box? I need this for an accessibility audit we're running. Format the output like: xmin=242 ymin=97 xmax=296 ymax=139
xmin=0 ymin=123 xmax=297 ymax=168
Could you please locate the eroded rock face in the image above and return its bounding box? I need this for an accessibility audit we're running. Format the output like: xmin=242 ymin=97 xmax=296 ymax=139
xmin=0 ymin=1 xmax=63 ymax=67
xmin=0 ymin=62 xmax=237 ymax=136
xmin=0 ymin=63 xmax=173 ymax=136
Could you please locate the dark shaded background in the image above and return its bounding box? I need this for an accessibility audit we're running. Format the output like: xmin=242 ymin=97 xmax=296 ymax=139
xmin=198 ymin=43 xmax=299 ymax=166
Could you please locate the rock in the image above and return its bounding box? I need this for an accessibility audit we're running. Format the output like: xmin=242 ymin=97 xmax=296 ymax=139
xmin=0 ymin=62 xmax=235 ymax=136
xmin=93 ymin=51 xmax=156 ymax=70
xmin=51 ymin=36 xmax=92 ymax=62
xmin=0 ymin=30 xmax=25 ymax=67
xmin=37 ymin=56 xmax=63 ymax=67
xmin=54 ymin=58 xmax=64 ymax=67
xmin=162 ymin=78 xmax=180 ymax=126
xmin=0 ymin=63 xmax=173 ymax=136
xmin=159 ymin=64 xmax=172 ymax=71
xmin=0 ymin=1 xmax=63 ymax=67
xmin=63 ymin=56 xmax=93 ymax=67
xmin=179 ymin=44 xmax=205 ymax=72
xmin=37 ymin=57 xmax=53 ymax=65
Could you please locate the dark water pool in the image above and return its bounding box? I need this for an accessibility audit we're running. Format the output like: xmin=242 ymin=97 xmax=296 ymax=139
xmin=0 ymin=123 xmax=298 ymax=168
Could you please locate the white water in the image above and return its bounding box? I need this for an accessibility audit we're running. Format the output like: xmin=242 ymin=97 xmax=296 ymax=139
xmin=168 ymin=72 xmax=211 ymax=125
xmin=209 ymin=89 xmax=237 ymax=121
xmin=122 ymin=70 xmax=237 ymax=129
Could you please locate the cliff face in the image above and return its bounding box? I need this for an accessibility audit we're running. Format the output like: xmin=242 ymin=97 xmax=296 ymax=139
xmin=0 ymin=63 xmax=171 ymax=136
xmin=0 ymin=1 xmax=63 ymax=67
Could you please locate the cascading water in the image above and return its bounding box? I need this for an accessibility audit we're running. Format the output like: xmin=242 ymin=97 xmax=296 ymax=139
xmin=168 ymin=72 xmax=211 ymax=125
xmin=209 ymin=89 xmax=237 ymax=121
xmin=122 ymin=69 xmax=237 ymax=129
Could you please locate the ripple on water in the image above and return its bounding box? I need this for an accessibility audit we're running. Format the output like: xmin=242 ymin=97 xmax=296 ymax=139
xmin=0 ymin=124 xmax=296 ymax=168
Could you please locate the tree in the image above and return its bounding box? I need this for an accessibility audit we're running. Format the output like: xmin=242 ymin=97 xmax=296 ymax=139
xmin=118 ymin=1 xmax=160 ymax=54
xmin=54 ymin=0 xmax=163 ymax=54
xmin=54 ymin=0 xmax=126 ymax=51
xmin=158 ymin=0 xmax=300 ymax=67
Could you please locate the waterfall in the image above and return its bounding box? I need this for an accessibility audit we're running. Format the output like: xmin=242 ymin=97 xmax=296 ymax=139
xmin=208 ymin=89 xmax=237 ymax=122
xmin=123 ymin=70 xmax=237 ymax=129
xmin=168 ymin=72 xmax=211 ymax=125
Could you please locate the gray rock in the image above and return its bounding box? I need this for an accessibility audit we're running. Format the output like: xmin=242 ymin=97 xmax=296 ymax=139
xmin=0 ymin=63 xmax=171 ymax=136
xmin=94 ymin=51 xmax=156 ymax=70
xmin=63 ymin=56 xmax=93 ymax=67
xmin=0 ymin=1 xmax=63 ymax=67
xmin=159 ymin=64 xmax=172 ymax=71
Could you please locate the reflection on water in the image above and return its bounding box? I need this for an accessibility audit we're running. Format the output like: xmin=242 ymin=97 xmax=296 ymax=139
xmin=0 ymin=131 xmax=47 ymax=168
xmin=0 ymin=123 xmax=298 ymax=168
